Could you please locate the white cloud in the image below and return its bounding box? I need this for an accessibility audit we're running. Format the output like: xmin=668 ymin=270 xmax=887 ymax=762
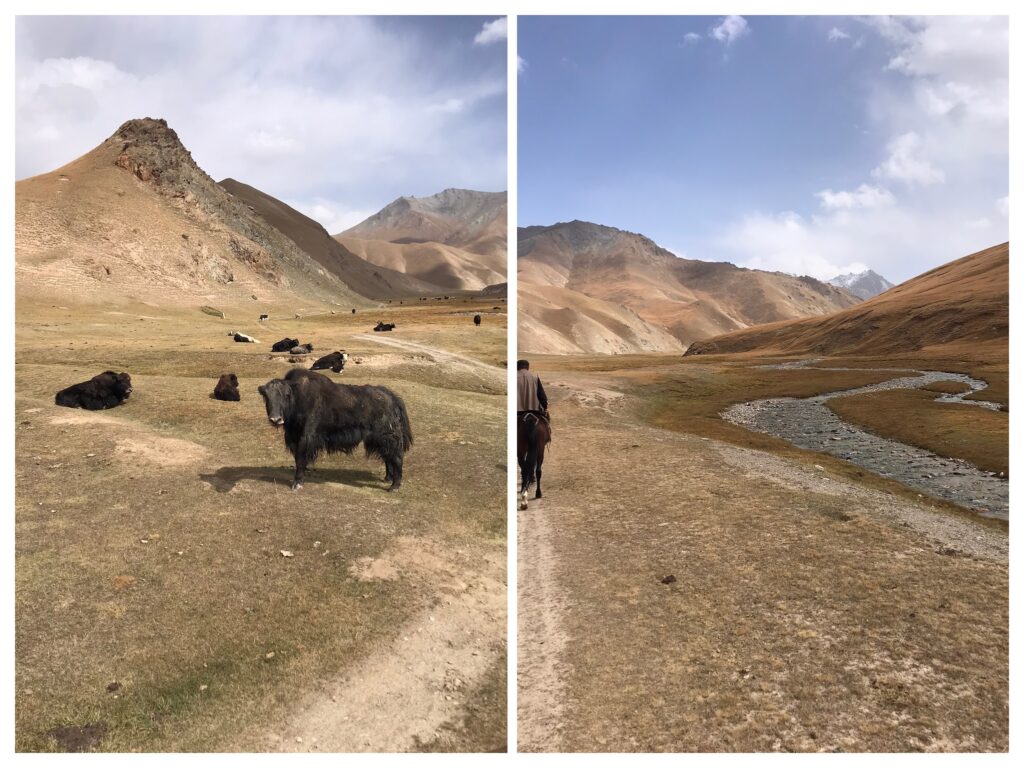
xmin=709 ymin=16 xmax=749 ymax=46
xmin=701 ymin=17 xmax=1006 ymax=283
xmin=517 ymin=55 xmax=527 ymax=74
xmin=429 ymin=97 xmax=465 ymax=114
xmin=872 ymin=132 xmax=944 ymax=185
xmin=246 ymin=129 xmax=298 ymax=157
xmin=715 ymin=211 xmax=869 ymax=280
xmin=828 ymin=27 xmax=850 ymax=42
xmin=473 ymin=17 xmax=507 ymax=46
xmin=15 ymin=17 xmax=507 ymax=232
xmin=683 ymin=32 xmax=702 ymax=45
xmin=816 ymin=184 xmax=894 ymax=211
xmin=295 ymin=200 xmax=375 ymax=235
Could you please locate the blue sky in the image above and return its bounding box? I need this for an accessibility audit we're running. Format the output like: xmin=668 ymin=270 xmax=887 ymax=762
xmin=519 ymin=16 xmax=1008 ymax=282
xmin=16 ymin=16 xmax=507 ymax=233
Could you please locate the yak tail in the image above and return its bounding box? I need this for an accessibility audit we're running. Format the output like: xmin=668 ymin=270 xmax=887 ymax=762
xmin=395 ymin=395 xmax=414 ymax=451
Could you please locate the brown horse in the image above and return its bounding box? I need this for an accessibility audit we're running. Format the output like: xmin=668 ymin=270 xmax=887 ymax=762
xmin=517 ymin=412 xmax=551 ymax=509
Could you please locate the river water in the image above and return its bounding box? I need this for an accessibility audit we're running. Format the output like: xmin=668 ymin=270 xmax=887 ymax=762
xmin=722 ymin=362 xmax=1008 ymax=520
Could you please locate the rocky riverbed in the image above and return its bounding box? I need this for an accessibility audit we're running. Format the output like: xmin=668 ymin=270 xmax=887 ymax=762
xmin=723 ymin=367 xmax=1008 ymax=520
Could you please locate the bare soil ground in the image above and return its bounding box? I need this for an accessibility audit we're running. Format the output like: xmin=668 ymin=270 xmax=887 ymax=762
xmin=15 ymin=297 xmax=507 ymax=752
xmin=518 ymin=356 xmax=1007 ymax=752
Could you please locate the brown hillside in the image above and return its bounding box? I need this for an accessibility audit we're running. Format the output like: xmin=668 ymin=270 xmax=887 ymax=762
xmin=517 ymin=220 xmax=859 ymax=354
xmin=686 ymin=242 xmax=1009 ymax=362
xmin=335 ymin=236 xmax=506 ymax=292
xmin=16 ymin=118 xmax=369 ymax=311
xmin=339 ymin=188 xmax=507 ymax=258
xmin=335 ymin=188 xmax=507 ymax=292
xmin=219 ymin=178 xmax=440 ymax=299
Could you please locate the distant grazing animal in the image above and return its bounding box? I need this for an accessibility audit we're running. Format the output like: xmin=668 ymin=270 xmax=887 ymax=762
xmin=233 ymin=332 xmax=257 ymax=343
xmin=290 ymin=343 xmax=314 ymax=355
xmin=272 ymin=337 xmax=300 ymax=353
xmin=373 ymin=322 xmax=396 ymax=332
xmin=55 ymin=371 xmax=133 ymax=410
xmin=213 ymin=373 xmax=240 ymax=401
xmin=352 ymin=308 xmax=356 ymax=314
xmin=311 ymin=351 xmax=346 ymax=373
xmin=259 ymin=314 xmax=269 ymax=321
xmin=258 ymin=368 xmax=413 ymax=491
xmin=474 ymin=314 xmax=481 ymax=326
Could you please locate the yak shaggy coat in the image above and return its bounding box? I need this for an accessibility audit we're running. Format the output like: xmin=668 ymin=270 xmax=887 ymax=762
xmin=213 ymin=373 xmax=241 ymax=401
xmin=55 ymin=371 xmax=133 ymax=410
xmin=258 ymin=368 xmax=413 ymax=491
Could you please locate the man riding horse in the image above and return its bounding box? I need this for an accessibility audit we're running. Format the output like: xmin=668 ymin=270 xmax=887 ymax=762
xmin=517 ymin=359 xmax=551 ymax=507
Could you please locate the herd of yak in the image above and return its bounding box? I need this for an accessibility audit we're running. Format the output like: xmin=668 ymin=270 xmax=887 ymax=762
xmin=52 ymin=332 xmax=414 ymax=491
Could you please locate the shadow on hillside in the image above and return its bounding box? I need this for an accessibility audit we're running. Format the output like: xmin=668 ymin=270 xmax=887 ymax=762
xmin=199 ymin=465 xmax=384 ymax=492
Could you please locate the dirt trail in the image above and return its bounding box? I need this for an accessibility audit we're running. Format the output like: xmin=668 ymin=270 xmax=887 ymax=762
xmin=254 ymin=538 xmax=506 ymax=752
xmin=516 ymin=507 xmax=569 ymax=753
xmin=353 ymin=334 xmax=505 ymax=390
xmin=518 ymin=372 xmax=1007 ymax=752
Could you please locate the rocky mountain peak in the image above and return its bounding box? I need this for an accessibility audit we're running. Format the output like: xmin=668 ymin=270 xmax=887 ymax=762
xmin=109 ymin=117 xmax=213 ymax=194
xmin=828 ymin=269 xmax=894 ymax=300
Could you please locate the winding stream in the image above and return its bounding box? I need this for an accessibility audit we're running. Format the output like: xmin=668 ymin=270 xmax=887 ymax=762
xmin=723 ymin=361 xmax=1008 ymax=520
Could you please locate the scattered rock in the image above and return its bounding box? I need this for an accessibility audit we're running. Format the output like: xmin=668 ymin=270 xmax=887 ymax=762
xmin=660 ymin=575 xmax=677 ymax=585
xmin=106 ymin=682 xmax=121 ymax=693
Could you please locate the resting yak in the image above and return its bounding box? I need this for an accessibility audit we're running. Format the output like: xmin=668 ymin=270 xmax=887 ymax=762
xmin=272 ymin=337 xmax=300 ymax=353
xmin=213 ymin=373 xmax=240 ymax=401
xmin=311 ymin=351 xmax=346 ymax=373
xmin=258 ymin=368 xmax=412 ymax=491
xmin=290 ymin=343 xmax=314 ymax=355
xmin=373 ymin=322 xmax=396 ymax=332
xmin=55 ymin=371 xmax=133 ymax=410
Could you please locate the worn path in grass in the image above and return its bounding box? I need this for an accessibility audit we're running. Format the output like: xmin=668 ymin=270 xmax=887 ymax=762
xmin=16 ymin=298 xmax=507 ymax=753
xmin=518 ymin=365 xmax=1007 ymax=752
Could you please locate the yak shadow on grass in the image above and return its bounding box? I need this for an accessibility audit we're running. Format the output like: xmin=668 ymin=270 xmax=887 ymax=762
xmin=199 ymin=465 xmax=384 ymax=493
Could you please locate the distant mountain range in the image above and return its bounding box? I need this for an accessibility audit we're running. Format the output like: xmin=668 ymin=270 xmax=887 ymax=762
xmin=829 ymin=269 xmax=894 ymax=300
xmin=517 ymin=220 xmax=859 ymax=354
xmin=687 ymin=243 xmax=1008 ymax=360
xmin=336 ymin=189 xmax=507 ymax=291
xmin=15 ymin=117 xmax=506 ymax=309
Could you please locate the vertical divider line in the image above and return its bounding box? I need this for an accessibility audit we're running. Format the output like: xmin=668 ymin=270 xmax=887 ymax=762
xmin=506 ymin=9 xmax=519 ymax=756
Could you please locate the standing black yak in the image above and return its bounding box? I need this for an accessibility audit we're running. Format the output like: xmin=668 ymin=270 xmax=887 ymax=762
xmin=258 ymin=368 xmax=413 ymax=491
xmin=271 ymin=337 xmax=300 ymax=353
xmin=213 ymin=373 xmax=240 ymax=401
xmin=55 ymin=371 xmax=133 ymax=410
xmin=473 ymin=314 xmax=482 ymax=326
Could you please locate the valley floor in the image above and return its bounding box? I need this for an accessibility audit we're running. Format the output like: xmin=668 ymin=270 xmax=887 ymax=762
xmin=518 ymin=359 xmax=1007 ymax=752
xmin=15 ymin=297 xmax=507 ymax=752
